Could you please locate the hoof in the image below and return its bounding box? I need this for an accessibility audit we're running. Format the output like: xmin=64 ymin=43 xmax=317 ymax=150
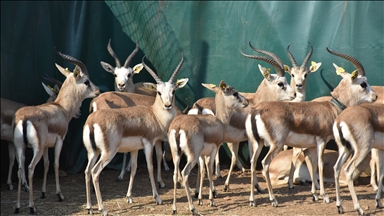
xmin=323 ymin=195 xmax=330 ymax=204
xmin=198 ymin=199 xmax=203 ymax=205
xmin=87 ymin=208 xmax=93 ymax=214
xmin=8 ymin=184 xmax=13 ymax=191
xmin=41 ymin=192 xmax=46 ymax=199
xmin=249 ymin=201 xmax=256 ymax=207
xmin=14 ymin=208 xmax=20 ymax=214
xmin=288 ymin=185 xmax=295 ymax=190
xmin=172 ymin=210 xmax=177 ymax=215
xmin=57 ymin=194 xmax=64 ymax=202
xmin=212 ymin=190 xmax=218 ymax=198
xmin=255 ymin=184 xmax=263 ymax=194
xmin=30 ymin=207 xmax=36 ymax=214
xmin=158 ymin=182 xmax=165 ymax=189
xmin=223 ymin=185 xmax=229 ymax=192
xmin=115 ymin=177 xmax=124 ymax=182
xmin=337 ymin=205 xmax=343 ymax=214
xmin=127 ymin=197 xmax=133 ymax=204
xmin=376 ymin=199 xmax=383 ymax=208
xmin=209 ymin=200 xmax=216 ymax=207
xmin=357 ymin=208 xmax=364 ymax=215
xmin=312 ymin=194 xmax=318 ymax=202
xmin=217 ymin=175 xmax=223 ymax=179
xmin=271 ymin=200 xmax=278 ymax=207
xmin=194 ymin=192 xmax=199 ymax=199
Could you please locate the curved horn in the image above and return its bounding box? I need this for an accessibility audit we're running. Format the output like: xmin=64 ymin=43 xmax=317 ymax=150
xmin=107 ymin=39 xmax=121 ymax=68
xmin=249 ymin=41 xmax=284 ymax=69
xmin=40 ymin=73 xmax=63 ymax=87
xmin=240 ymin=50 xmax=285 ymax=77
xmin=286 ymin=43 xmax=298 ymax=68
xmin=142 ymin=56 xmax=162 ymax=83
xmin=123 ymin=41 xmax=139 ymax=68
xmin=55 ymin=48 xmax=88 ymax=75
xmin=301 ymin=41 xmax=313 ymax=68
xmin=326 ymin=47 xmax=365 ymax=76
xmin=168 ymin=52 xmax=184 ymax=83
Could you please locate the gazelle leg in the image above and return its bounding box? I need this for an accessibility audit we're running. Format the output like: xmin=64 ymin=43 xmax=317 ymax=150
xmin=375 ymin=149 xmax=383 ymax=209
xmin=7 ymin=142 xmax=16 ymax=191
xmin=303 ymin=147 xmax=320 ymax=201
xmin=181 ymin=156 xmax=199 ymax=215
xmin=207 ymin=147 xmax=218 ymax=207
xmin=333 ymin=145 xmax=350 ymax=214
xmin=197 ymin=156 xmax=205 ymax=205
xmin=316 ymin=139 xmax=329 ymax=203
xmin=287 ymin=147 xmax=302 ymax=190
xmin=84 ymin=149 xmax=100 ymax=214
xmin=15 ymin=145 xmax=26 ymax=213
xmin=249 ymin=140 xmax=263 ymax=206
xmin=261 ymin=144 xmax=282 ymax=207
xmin=41 ymin=148 xmax=49 ymax=198
xmin=126 ymin=151 xmax=138 ymax=204
xmin=54 ymin=137 xmax=65 ymax=201
xmin=155 ymin=140 xmax=165 ymax=188
xmin=224 ymin=142 xmax=240 ymax=192
xmin=117 ymin=153 xmax=129 ymax=181
xmin=27 ymin=146 xmax=45 ymax=214
xmin=143 ymin=140 xmax=162 ymax=204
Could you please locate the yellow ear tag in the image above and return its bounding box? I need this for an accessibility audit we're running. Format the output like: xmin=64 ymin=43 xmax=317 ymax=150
xmin=335 ymin=66 xmax=345 ymax=75
xmin=284 ymin=65 xmax=290 ymax=71
xmin=263 ymin=70 xmax=270 ymax=77
xmin=134 ymin=63 xmax=143 ymax=73
xmin=210 ymin=84 xmax=216 ymax=88
xmin=350 ymin=70 xmax=358 ymax=79
xmin=310 ymin=61 xmax=317 ymax=71
xmin=47 ymin=85 xmax=59 ymax=94
xmin=65 ymin=68 xmax=69 ymax=71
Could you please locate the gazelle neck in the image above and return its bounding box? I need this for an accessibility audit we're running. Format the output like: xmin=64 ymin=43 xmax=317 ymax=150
xmin=54 ymin=76 xmax=84 ymax=121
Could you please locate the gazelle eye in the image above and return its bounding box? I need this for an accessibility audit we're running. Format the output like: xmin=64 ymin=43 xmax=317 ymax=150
xmin=84 ymin=80 xmax=90 ymax=86
xmin=291 ymin=74 xmax=295 ymax=78
xmin=114 ymin=74 xmax=117 ymax=77
xmin=304 ymin=74 xmax=308 ymax=78
xmin=127 ymin=74 xmax=132 ymax=78
xmin=158 ymin=92 xmax=162 ymax=96
xmin=360 ymin=82 xmax=367 ymax=89
xmin=233 ymin=92 xmax=238 ymax=97
xmin=278 ymin=82 xmax=284 ymax=88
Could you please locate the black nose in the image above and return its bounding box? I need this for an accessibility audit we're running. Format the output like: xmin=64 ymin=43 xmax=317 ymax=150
xmin=296 ymin=84 xmax=303 ymax=88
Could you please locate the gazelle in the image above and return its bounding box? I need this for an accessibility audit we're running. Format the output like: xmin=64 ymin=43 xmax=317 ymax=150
xmin=333 ymin=99 xmax=383 ymax=214
xmin=168 ymin=80 xmax=249 ymax=215
xmin=13 ymin=50 xmax=100 ymax=214
xmin=100 ymin=39 xmax=156 ymax=96
xmin=278 ymin=85 xmax=384 ymax=191
xmin=269 ymin=149 xmax=371 ymax=187
xmin=1 ymin=79 xmax=81 ymax=191
xmin=189 ymin=41 xmax=297 ymax=193
xmin=82 ymin=53 xmax=188 ymax=216
xmin=245 ymin=48 xmax=377 ymax=207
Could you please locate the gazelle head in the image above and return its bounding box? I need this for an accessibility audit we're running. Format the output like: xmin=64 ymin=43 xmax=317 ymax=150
xmin=327 ymin=47 xmax=377 ymax=106
xmin=285 ymin=42 xmax=322 ymax=93
xmin=55 ymin=50 xmax=100 ymax=100
xmin=100 ymin=39 xmax=143 ymax=92
xmin=202 ymin=80 xmax=249 ymax=110
xmin=241 ymin=41 xmax=296 ymax=101
xmin=141 ymin=53 xmax=188 ymax=110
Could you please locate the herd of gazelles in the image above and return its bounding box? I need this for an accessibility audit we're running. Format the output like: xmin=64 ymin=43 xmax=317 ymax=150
xmin=1 ymin=40 xmax=383 ymax=215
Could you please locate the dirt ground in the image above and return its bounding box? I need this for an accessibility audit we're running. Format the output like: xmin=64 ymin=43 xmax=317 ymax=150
xmin=1 ymin=164 xmax=383 ymax=216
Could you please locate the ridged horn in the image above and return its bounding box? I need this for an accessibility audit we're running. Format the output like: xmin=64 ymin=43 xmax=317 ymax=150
xmin=142 ymin=56 xmax=162 ymax=83
xmin=240 ymin=50 xmax=284 ymax=77
xmin=326 ymin=47 xmax=365 ymax=76
xmin=301 ymin=42 xmax=313 ymax=68
xmin=55 ymin=48 xmax=88 ymax=75
xmin=249 ymin=41 xmax=284 ymax=69
xmin=168 ymin=53 xmax=184 ymax=83
xmin=40 ymin=73 xmax=63 ymax=87
xmin=123 ymin=41 xmax=139 ymax=68
xmin=286 ymin=43 xmax=298 ymax=68
xmin=107 ymin=39 xmax=121 ymax=68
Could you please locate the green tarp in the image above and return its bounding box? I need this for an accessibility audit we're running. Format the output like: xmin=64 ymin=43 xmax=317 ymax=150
xmin=1 ymin=1 xmax=383 ymax=182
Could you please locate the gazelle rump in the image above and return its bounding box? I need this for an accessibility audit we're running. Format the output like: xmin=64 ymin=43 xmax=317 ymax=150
xmin=168 ymin=80 xmax=249 ymax=215
xmin=12 ymin=51 xmax=100 ymax=214
xmin=82 ymin=53 xmax=188 ymax=216
xmin=332 ymin=90 xmax=384 ymax=215
xmin=245 ymin=48 xmax=377 ymax=207
xmin=188 ymin=41 xmax=296 ymax=193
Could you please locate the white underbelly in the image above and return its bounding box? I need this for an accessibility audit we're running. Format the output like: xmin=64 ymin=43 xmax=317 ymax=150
xmin=286 ymin=132 xmax=316 ymax=148
xmin=118 ymin=136 xmax=144 ymax=152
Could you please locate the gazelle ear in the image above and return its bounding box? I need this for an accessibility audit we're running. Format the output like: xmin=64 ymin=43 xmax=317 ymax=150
xmin=258 ymin=64 xmax=271 ymax=81
xmin=219 ymin=80 xmax=227 ymax=91
xmin=55 ymin=63 xmax=71 ymax=77
xmin=100 ymin=61 xmax=115 ymax=74
xmin=143 ymin=82 xmax=157 ymax=92
xmin=133 ymin=63 xmax=144 ymax=74
xmin=175 ymin=78 xmax=189 ymax=89
xmin=41 ymin=82 xmax=55 ymax=96
xmin=53 ymin=84 xmax=60 ymax=93
xmin=202 ymin=82 xmax=218 ymax=93
xmin=309 ymin=61 xmax=322 ymax=72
